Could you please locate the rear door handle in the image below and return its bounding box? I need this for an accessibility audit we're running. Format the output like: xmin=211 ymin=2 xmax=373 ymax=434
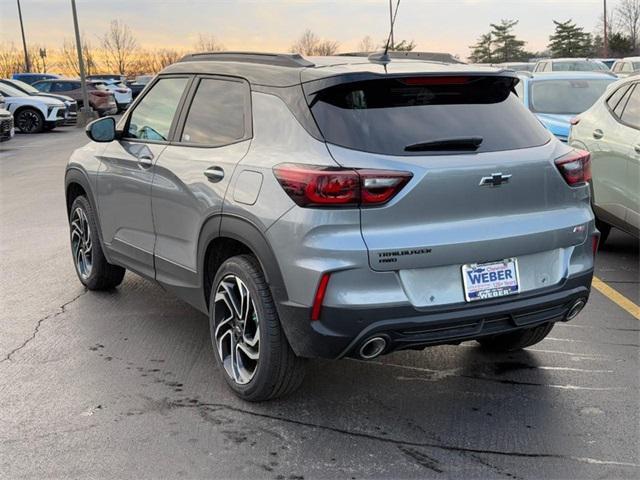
xmin=204 ymin=166 xmax=224 ymax=182
xmin=138 ymin=154 xmax=154 ymax=168
xmin=593 ymin=129 xmax=604 ymax=140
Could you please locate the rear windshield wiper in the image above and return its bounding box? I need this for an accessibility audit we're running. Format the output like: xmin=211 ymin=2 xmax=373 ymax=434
xmin=404 ymin=136 xmax=483 ymax=152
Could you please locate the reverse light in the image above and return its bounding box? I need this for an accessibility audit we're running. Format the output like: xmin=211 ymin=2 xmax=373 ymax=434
xmin=311 ymin=273 xmax=331 ymax=321
xmin=273 ymin=163 xmax=412 ymax=207
xmin=554 ymin=150 xmax=591 ymax=186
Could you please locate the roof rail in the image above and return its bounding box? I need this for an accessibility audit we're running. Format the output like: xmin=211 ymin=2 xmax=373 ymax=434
xmin=178 ymin=52 xmax=315 ymax=68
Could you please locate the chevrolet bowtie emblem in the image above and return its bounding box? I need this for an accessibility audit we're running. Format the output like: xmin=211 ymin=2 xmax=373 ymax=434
xmin=479 ymin=173 xmax=512 ymax=187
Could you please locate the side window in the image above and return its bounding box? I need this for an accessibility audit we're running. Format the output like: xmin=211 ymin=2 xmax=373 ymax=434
xmin=622 ymin=63 xmax=633 ymax=73
xmin=34 ymin=82 xmax=51 ymax=92
xmin=614 ymin=85 xmax=634 ymax=119
xmin=545 ymin=62 xmax=553 ymax=72
xmin=607 ymin=84 xmax=632 ymax=114
xmin=52 ymin=82 xmax=70 ymax=92
xmin=125 ymin=77 xmax=189 ymax=141
xmin=180 ymin=78 xmax=248 ymax=146
xmin=621 ymin=85 xmax=640 ymax=129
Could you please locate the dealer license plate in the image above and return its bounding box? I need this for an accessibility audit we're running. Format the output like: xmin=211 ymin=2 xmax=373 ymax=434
xmin=462 ymin=258 xmax=520 ymax=302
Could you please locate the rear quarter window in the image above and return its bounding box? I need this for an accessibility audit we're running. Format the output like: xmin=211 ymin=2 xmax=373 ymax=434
xmin=180 ymin=77 xmax=249 ymax=146
xmin=308 ymin=76 xmax=550 ymax=155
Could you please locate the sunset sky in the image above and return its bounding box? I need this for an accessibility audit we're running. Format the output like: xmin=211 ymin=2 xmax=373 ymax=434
xmin=1 ymin=0 xmax=611 ymax=60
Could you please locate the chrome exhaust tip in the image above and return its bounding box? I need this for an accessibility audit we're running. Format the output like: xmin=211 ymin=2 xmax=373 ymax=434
xmin=359 ymin=336 xmax=387 ymax=360
xmin=565 ymin=298 xmax=587 ymax=321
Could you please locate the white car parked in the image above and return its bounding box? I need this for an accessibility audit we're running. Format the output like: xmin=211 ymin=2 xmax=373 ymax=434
xmin=0 ymin=83 xmax=66 ymax=133
xmin=611 ymin=57 xmax=640 ymax=78
xmin=89 ymin=80 xmax=132 ymax=112
xmin=0 ymin=97 xmax=15 ymax=142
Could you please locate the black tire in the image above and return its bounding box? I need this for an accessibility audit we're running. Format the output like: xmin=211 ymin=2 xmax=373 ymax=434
xmin=595 ymin=218 xmax=611 ymax=247
xmin=15 ymin=108 xmax=44 ymax=133
xmin=476 ymin=322 xmax=554 ymax=352
xmin=69 ymin=196 xmax=125 ymax=290
xmin=209 ymin=254 xmax=305 ymax=402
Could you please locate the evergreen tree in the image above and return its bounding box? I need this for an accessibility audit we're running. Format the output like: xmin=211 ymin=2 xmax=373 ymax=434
xmin=609 ymin=33 xmax=635 ymax=56
xmin=490 ymin=20 xmax=528 ymax=62
xmin=548 ymin=20 xmax=593 ymax=57
xmin=469 ymin=33 xmax=493 ymax=63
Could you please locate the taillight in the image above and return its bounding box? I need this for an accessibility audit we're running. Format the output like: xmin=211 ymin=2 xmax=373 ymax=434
xmin=592 ymin=234 xmax=599 ymax=257
xmin=92 ymin=91 xmax=109 ymax=98
xmin=570 ymin=117 xmax=580 ymax=126
xmin=116 ymin=88 xmax=128 ymax=93
xmin=273 ymin=163 xmax=412 ymax=207
xmin=554 ymin=150 xmax=591 ymax=186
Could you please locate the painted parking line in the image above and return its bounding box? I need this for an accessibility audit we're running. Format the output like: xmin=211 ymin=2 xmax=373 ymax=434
xmin=592 ymin=277 xmax=640 ymax=320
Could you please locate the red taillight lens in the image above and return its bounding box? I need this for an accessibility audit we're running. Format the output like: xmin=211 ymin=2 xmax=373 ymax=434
xmin=92 ymin=91 xmax=109 ymax=98
xmin=311 ymin=273 xmax=331 ymax=321
xmin=592 ymin=234 xmax=599 ymax=257
xmin=273 ymin=164 xmax=412 ymax=207
xmin=570 ymin=116 xmax=581 ymax=126
xmin=554 ymin=150 xmax=591 ymax=186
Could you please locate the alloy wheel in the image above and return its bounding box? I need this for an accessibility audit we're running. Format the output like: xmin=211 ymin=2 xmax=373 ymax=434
xmin=70 ymin=207 xmax=93 ymax=280
xmin=213 ymin=275 xmax=260 ymax=385
xmin=17 ymin=110 xmax=42 ymax=133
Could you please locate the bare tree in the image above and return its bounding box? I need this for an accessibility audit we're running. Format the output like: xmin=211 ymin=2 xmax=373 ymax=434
xmin=102 ymin=19 xmax=137 ymax=75
xmin=357 ymin=35 xmax=376 ymax=52
xmin=193 ymin=34 xmax=225 ymax=52
xmin=61 ymin=37 xmax=98 ymax=76
xmin=290 ymin=30 xmax=320 ymax=55
xmin=617 ymin=0 xmax=640 ymax=50
xmin=290 ymin=29 xmax=340 ymax=55
xmin=0 ymin=44 xmax=23 ymax=78
xmin=132 ymin=49 xmax=183 ymax=74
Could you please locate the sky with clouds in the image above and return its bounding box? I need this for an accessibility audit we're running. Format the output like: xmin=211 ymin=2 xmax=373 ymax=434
xmin=0 ymin=0 xmax=612 ymax=60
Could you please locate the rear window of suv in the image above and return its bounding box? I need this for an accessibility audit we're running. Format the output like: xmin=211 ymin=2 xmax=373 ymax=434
xmin=308 ymin=76 xmax=550 ymax=155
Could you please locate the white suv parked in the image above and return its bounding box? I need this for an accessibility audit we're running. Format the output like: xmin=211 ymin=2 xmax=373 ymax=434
xmin=0 ymin=83 xmax=66 ymax=133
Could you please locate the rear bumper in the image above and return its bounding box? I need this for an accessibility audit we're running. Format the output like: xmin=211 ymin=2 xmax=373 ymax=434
xmin=278 ymin=269 xmax=593 ymax=359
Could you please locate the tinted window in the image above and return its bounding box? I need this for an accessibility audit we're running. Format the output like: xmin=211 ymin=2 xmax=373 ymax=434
xmin=607 ymin=84 xmax=632 ymax=113
xmin=309 ymin=76 xmax=550 ymax=155
xmin=33 ymin=82 xmax=51 ymax=92
xmin=126 ymin=77 xmax=189 ymax=141
xmin=552 ymin=61 xmax=608 ymax=72
xmin=530 ymin=79 xmax=613 ymax=114
xmin=52 ymin=81 xmax=74 ymax=92
xmin=621 ymin=85 xmax=640 ymax=129
xmin=181 ymin=78 xmax=247 ymax=145
xmin=614 ymin=85 xmax=634 ymax=118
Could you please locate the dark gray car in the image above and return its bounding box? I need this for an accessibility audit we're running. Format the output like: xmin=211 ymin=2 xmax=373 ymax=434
xmin=65 ymin=53 xmax=597 ymax=401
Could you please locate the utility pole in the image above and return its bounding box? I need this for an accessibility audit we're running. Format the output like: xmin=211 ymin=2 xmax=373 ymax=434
xmin=604 ymin=0 xmax=609 ymax=57
xmin=71 ymin=0 xmax=96 ymax=126
xmin=16 ymin=0 xmax=31 ymax=72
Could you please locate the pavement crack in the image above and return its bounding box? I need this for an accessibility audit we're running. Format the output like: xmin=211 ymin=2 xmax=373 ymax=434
xmin=171 ymin=400 xmax=640 ymax=469
xmin=1 ymin=289 xmax=87 ymax=363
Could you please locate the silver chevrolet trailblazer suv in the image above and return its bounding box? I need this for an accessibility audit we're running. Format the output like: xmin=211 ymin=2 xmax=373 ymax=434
xmin=65 ymin=53 xmax=597 ymax=401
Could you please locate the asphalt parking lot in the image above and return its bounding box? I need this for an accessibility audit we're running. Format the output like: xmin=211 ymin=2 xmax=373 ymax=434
xmin=1 ymin=126 xmax=639 ymax=480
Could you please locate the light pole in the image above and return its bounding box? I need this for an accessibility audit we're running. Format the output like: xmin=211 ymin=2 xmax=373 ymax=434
xmin=604 ymin=0 xmax=609 ymax=57
xmin=70 ymin=0 xmax=97 ymax=126
xmin=16 ymin=0 xmax=31 ymax=72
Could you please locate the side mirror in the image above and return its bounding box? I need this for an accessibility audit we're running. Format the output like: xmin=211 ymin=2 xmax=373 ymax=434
xmin=86 ymin=116 xmax=116 ymax=142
